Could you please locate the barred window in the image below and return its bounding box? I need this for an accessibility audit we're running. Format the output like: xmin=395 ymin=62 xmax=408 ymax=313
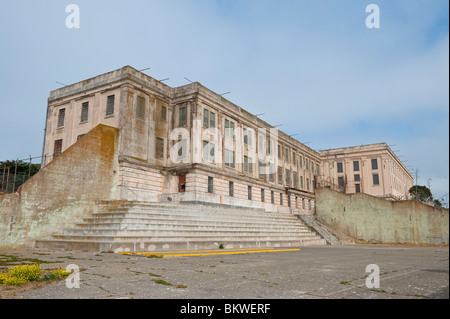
xmin=156 ymin=137 xmax=164 ymax=159
xmin=136 ymin=96 xmax=145 ymax=120
xmin=202 ymin=141 xmax=215 ymax=162
xmin=161 ymin=105 xmax=167 ymax=122
xmin=208 ymin=176 xmax=214 ymax=194
xmin=285 ymin=168 xmax=291 ymax=187
xmin=277 ymin=166 xmax=283 ymax=185
xmin=57 ymin=108 xmax=65 ymax=128
xmin=106 ymin=95 xmax=115 ymax=116
xmin=203 ymin=109 xmax=215 ymax=129
xmin=53 ymin=139 xmax=63 ymax=158
xmin=244 ymin=156 xmax=252 ymax=173
xmin=81 ymin=102 xmax=89 ymax=123
xmin=179 ymin=106 xmax=187 ymax=127
xmin=371 ymin=159 xmax=378 ymax=170
xmin=229 ymin=181 xmax=234 ymax=197
xmin=225 ymin=149 xmax=235 ymax=168
xmin=225 ymin=119 xmax=235 ymax=139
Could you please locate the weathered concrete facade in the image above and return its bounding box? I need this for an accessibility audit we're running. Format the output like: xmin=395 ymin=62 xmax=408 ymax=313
xmin=0 ymin=125 xmax=119 ymax=246
xmin=315 ymin=187 xmax=449 ymax=245
xmin=319 ymin=143 xmax=414 ymax=200
xmin=42 ymin=66 xmax=320 ymax=213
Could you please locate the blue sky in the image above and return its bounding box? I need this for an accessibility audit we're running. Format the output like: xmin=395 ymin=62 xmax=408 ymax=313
xmin=0 ymin=0 xmax=448 ymax=202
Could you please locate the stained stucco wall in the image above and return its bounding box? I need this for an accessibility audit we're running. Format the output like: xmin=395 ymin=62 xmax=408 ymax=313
xmin=0 ymin=125 xmax=119 ymax=247
xmin=315 ymin=187 xmax=449 ymax=245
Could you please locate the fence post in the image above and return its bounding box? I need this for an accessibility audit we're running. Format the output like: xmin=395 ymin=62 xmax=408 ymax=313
xmin=1 ymin=165 xmax=5 ymax=191
xmin=28 ymin=155 xmax=32 ymax=179
xmin=6 ymin=167 xmax=10 ymax=193
xmin=12 ymin=159 xmax=18 ymax=193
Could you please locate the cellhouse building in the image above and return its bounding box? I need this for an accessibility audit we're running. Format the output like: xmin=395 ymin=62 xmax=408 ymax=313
xmin=42 ymin=66 xmax=322 ymax=214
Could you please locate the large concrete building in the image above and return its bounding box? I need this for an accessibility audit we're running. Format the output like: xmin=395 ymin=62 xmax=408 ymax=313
xmin=318 ymin=143 xmax=414 ymax=200
xmin=42 ymin=66 xmax=320 ymax=213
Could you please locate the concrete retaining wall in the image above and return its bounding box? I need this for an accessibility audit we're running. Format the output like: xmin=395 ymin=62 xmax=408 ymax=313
xmin=315 ymin=187 xmax=449 ymax=245
xmin=0 ymin=125 xmax=119 ymax=247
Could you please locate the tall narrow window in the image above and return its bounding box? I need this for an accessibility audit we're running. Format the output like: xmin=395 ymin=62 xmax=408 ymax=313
xmin=53 ymin=139 xmax=63 ymax=158
xmin=208 ymin=176 xmax=214 ymax=193
xmin=271 ymin=191 xmax=275 ymax=204
xmin=248 ymin=186 xmax=252 ymax=200
xmin=293 ymin=173 xmax=298 ymax=189
xmin=136 ymin=96 xmax=145 ymax=120
xmin=177 ymin=139 xmax=187 ymax=159
xmin=285 ymin=168 xmax=291 ymax=187
xmin=243 ymin=128 xmax=252 ymax=146
xmin=353 ymin=160 xmax=360 ymax=172
xmin=338 ymin=176 xmax=344 ymax=188
xmin=300 ymin=176 xmax=304 ymax=189
xmin=161 ymin=105 xmax=167 ymax=122
xmin=355 ymin=184 xmax=361 ymax=193
xmin=285 ymin=148 xmax=289 ymax=163
xmin=229 ymin=181 xmax=234 ymax=197
xmin=306 ymin=178 xmax=310 ymax=191
xmin=202 ymin=141 xmax=215 ymax=162
xmin=277 ymin=166 xmax=283 ymax=185
xmin=280 ymin=193 xmax=283 ymax=205
xmin=258 ymin=160 xmax=265 ymax=179
xmin=81 ymin=102 xmax=89 ymax=123
xmin=156 ymin=137 xmax=164 ymax=159
xmin=371 ymin=159 xmax=378 ymax=170
xmin=179 ymin=106 xmax=187 ymax=127
xmin=225 ymin=149 xmax=235 ymax=168
xmin=261 ymin=189 xmax=265 ymax=202
xmin=203 ymin=109 xmax=215 ymax=129
xmin=373 ymin=173 xmax=380 ymax=185
xmin=244 ymin=156 xmax=252 ymax=173
xmin=225 ymin=119 xmax=235 ymax=139
xmin=57 ymin=108 xmax=65 ymax=128
xmin=106 ymin=95 xmax=115 ymax=116
xmin=337 ymin=162 xmax=343 ymax=173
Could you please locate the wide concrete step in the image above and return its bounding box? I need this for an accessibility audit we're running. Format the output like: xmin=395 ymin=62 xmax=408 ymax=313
xmin=35 ymin=201 xmax=326 ymax=252
xmin=73 ymin=221 xmax=309 ymax=231
xmin=79 ymin=217 xmax=308 ymax=229
xmin=58 ymin=229 xmax=316 ymax=238
xmin=90 ymin=211 xmax=301 ymax=224
xmin=35 ymin=237 xmax=327 ymax=253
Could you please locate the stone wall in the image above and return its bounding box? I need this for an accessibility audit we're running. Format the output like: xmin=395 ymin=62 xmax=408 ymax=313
xmin=0 ymin=125 xmax=119 ymax=247
xmin=315 ymin=187 xmax=449 ymax=245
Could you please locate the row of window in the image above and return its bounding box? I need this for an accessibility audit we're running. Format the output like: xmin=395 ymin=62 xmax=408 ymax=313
xmin=201 ymin=141 xmax=313 ymax=190
xmin=202 ymin=107 xmax=319 ymax=174
xmin=207 ymin=176 xmax=313 ymax=208
xmin=337 ymin=159 xmax=378 ymax=173
xmin=57 ymin=95 xmax=115 ymax=128
xmin=337 ymin=174 xmax=380 ymax=188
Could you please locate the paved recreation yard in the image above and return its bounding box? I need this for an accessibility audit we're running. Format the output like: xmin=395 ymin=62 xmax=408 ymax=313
xmin=0 ymin=244 xmax=448 ymax=299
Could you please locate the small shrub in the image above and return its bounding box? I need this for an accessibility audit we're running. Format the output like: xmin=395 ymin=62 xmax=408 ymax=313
xmin=7 ymin=264 xmax=43 ymax=283
xmin=43 ymin=268 xmax=71 ymax=281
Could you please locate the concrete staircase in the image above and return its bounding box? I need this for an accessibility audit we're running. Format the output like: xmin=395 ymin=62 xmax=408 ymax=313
xmin=35 ymin=201 xmax=327 ymax=252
